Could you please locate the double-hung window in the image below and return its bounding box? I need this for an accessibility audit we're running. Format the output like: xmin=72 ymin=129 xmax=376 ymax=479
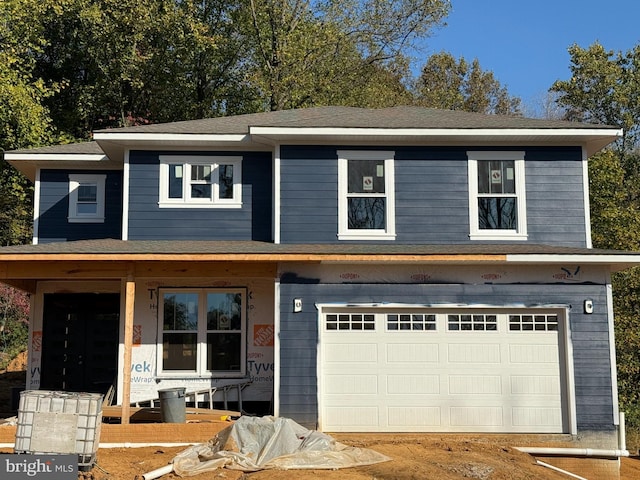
xmin=468 ymin=151 xmax=527 ymax=240
xmin=337 ymin=150 xmax=396 ymax=240
xmin=68 ymin=174 xmax=106 ymax=223
xmin=159 ymin=155 xmax=242 ymax=208
xmin=159 ymin=288 xmax=246 ymax=376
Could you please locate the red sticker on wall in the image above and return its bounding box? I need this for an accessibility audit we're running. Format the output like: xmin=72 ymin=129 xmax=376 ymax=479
xmin=254 ymin=324 xmax=274 ymax=347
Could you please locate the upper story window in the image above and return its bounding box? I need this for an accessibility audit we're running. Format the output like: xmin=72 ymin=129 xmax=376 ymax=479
xmin=68 ymin=174 xmax=106 ymax=223
xmin=467 ymin=151 xmax=527 ymax=240
xmin=337 ymin=150 xmax=396 ymax=240
xmin=158 ymin=288 xmax=246 ymax=376
xmin=159 ymin=155 xmax=242 ymax=208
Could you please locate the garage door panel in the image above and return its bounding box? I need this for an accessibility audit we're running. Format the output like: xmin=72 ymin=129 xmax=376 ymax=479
xmin=324 ymin=343 xmax=378 ymax=363
xmin=447 ymin=343 xmax=502 ymax=363
xmin=324 ymin=374 xmax=378 ymax=394
xmin=324 ymin=406 xmax=379 ymax=428
xmin=321 ymin=310 xmax=566 ymax=433
xmin=512 ymin=407 xmax=563 ymax=428
xmin=386 ymin=374 xmax=440 ymax=394
xmin=388 ymin=406 xmax=441 ymax=427
xmin=450 ymin=406 xmax=504 ymax=427
xmin=509 ymin=343 xmax=559 ymax=363
xmin=448 ymin=375 xmax=502 ymax=395
xmin=386 ymin=343 xmax=439 ymax=363
xmin=510 ymin=375 xmax=561 ymax=395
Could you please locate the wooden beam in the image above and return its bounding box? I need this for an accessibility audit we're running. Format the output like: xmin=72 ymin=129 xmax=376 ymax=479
xmin=0 ymin=279 xmax=37 ymax=293
xmin=0 ymin=253 xmax=508 ymax=263
xmin=121 ymin=271 xmax=135 ymax=424
xmin=0 ymin=261 xmax=278 ymax=279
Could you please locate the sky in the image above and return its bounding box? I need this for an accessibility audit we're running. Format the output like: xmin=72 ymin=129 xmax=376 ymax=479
xmin=420 ymin=0 xmax=640 ymax=112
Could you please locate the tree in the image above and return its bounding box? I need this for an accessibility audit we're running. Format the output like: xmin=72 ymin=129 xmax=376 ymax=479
xmin=0 ymin=285 xmax=29 ymax=371
xmin=551 ymin=42 xmax=640 ymax=159
xmin=0 ymin=0 xmax=57 ymax=245
xmin=415 ymin=51 xmax=521 ymax=115
xmin=552 ymin=41 xmax=640 ymax=427
xmin=241 ymin=0 xmax=450 ymax=110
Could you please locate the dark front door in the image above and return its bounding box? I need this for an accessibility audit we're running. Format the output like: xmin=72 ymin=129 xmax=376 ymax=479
xmin=41 ymin=293 xmax=120 ymax=395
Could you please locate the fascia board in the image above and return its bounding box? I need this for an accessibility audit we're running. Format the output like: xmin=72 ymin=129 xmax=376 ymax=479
xmin=92 ymin=133 xmax=249 ymax=142
xmin=249 ymin=126 xmax=623 ymax=139
xmin=4 ymin=153 xmax=107 ymax=161
xmin=507 ymin=254 xmax=640 ymax=270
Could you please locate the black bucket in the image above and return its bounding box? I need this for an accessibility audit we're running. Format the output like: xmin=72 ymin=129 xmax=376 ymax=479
xmin=157 ymin=387 xmax=186 ymax=423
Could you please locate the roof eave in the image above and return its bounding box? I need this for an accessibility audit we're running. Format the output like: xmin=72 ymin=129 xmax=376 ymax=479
xmin=4 ymin=152 xmax=112 ymax=181
xmin=249 ymin=127 xmax=622 ymax=155
xmin=0 ymin=252 xmax=638 ymax=267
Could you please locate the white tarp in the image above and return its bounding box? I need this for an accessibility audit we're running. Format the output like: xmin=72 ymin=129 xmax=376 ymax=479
xmin=171 ymin=416 xmax=391 ymax=476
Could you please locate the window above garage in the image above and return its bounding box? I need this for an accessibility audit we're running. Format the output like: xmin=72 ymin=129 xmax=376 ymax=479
xmin=337 ymin=150 xmax=396 ymax=241
xmin=159 ymin=155 xmax=242 ymax=208
xmin=467 ymin=151 xmax=527 ymax=241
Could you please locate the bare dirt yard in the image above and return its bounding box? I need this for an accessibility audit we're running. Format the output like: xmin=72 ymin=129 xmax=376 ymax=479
xmin=82 ymin=436 xmax=640 ymax=480
xmin=2 ymin=354 xmax=639 ymax=479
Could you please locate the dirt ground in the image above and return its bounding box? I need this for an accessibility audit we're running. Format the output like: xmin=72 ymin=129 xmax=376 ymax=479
xmin=2 ymin=354 xmax=640 ymax=479
xmin=80 ymin=437 xmax=640 ymax=480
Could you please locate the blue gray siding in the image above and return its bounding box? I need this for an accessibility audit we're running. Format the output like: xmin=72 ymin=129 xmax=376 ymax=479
xmin=278 ymin=280 xmax=613 ymax=432
xmin=37 ymin=170 xmax=122 ymax=243
xmin=279 ymin=146 xmax=587 ymax=246
xmin=127 ymin=150 xmax=273 ymax=241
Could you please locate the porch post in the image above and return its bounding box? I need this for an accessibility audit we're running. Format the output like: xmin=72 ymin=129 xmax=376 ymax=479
xmin=121 ymin=270 xmax=135 ymax=424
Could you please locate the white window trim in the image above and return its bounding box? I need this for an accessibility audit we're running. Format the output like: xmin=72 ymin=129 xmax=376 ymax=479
xmin=68 ymin=173 xmax=106 ymax=223
xmin=337 ymin=150 xmax=396 ymax=240
xmin=156 ymin=287 xmax=247 ymax=378
xmin=159 ymin=155 xmax=242 ymax=208
xmin=467 ymin=151 xmax=527 ymax=240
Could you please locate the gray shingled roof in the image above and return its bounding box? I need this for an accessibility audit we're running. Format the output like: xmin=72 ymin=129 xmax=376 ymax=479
xmin=0 ymin=239 xmax=632 ymax=257
xmin=6 ymin=141 xmax=104 ymax=156
xmin=4 ymin=107 xmax=620 ymax=158
xmin=93 ymin=106 xmax=618 ymax=135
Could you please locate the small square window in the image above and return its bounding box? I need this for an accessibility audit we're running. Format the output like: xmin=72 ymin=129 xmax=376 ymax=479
xmin=68 ymin=174 xmax=106 ymax=223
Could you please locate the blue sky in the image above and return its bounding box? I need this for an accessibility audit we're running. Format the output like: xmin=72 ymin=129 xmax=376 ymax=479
xmin=419 ymin=1 xmax=640 ymax=111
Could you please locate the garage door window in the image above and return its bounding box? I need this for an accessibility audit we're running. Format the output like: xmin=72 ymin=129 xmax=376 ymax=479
xmin=447 ymin=314 xmax=497 ymax=331
xmin=509 ymin=314 xmax=558 ymax=331
xmin=387 ymin=314 xmax=436 ymax=331
xmin=326 ymin=313 xmax=375 ymax=330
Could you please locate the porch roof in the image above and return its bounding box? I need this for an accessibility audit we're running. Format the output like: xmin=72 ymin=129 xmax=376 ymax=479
xmin=0 ymin=239 xmax=638 ymax=264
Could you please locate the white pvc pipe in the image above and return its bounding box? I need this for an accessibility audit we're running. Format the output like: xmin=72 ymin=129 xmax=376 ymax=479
xmin=536 ymin=460 xmax=588 ymax=480
xmin=3 ymin=442 xmax=195 ymax=450
xmin=99 ymin=442 xmax=195 ymax=448
xmin=515 ymin=447 xmax=629 ymax=458
xmin=140 ymin=464 xmax=173 ymax=480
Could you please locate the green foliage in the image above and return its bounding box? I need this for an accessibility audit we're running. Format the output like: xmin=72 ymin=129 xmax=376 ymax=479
xmin=589 ymin=150 xmax=640 ymax=250
xmin=0 ymin=285 xmax=29 ymax=371
xmin=551 ymin=42 xmax=640 ymax=156
xmin=555 ymin=41 xmax=640 ymax=428
xmin=241 ymin=0 xmax=450 ymax=111
xmin=415 ymin=52 xmax=522 ymax=115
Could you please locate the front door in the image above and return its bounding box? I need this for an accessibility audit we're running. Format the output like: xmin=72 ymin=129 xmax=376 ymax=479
xmin=41 ymin=293 xmax=120 ymax=395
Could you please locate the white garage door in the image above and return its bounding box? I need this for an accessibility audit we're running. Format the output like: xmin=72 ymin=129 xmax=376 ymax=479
xmin=319 ymin=308 xmax=566 ymax=433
